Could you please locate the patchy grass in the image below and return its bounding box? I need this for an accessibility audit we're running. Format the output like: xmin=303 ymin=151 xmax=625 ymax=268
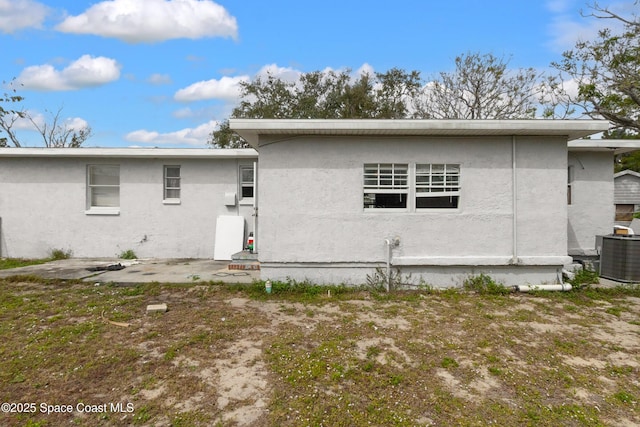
xmin=0 ymin=279 xmax=639 ymax=426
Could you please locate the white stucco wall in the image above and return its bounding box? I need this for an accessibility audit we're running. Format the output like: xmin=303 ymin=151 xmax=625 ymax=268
xmin=257 ymin=135 xmax=569 ymax=286
xmin=567 ymin=151 xmax=615 ymax=256
xmin=0 ymin=155 xmax=256 ymax=259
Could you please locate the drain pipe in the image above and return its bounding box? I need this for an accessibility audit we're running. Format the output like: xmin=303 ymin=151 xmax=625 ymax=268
xmin=511 ymin=135 xmax=518 ymax=264
xmin=384 ymin=239 xmax=392 ymax=292
xmin=516 ymin=269 xmax=572 ymax=292
xmin=516 ymin=283 xmax=572 ymax=292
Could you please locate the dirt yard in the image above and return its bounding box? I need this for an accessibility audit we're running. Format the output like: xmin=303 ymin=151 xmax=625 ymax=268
xmin=0 ymin=277 xmax=639 ymax=426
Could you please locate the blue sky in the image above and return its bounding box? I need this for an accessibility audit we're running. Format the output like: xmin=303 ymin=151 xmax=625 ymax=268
xmin=0 ymin=0 xmax=631 ymax=148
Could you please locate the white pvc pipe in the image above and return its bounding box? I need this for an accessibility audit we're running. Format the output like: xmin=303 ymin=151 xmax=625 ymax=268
xmin=512 ymin=135 xmax=518 ymax=264
xmin=384 ymin=239 xmax=391 ymax=292
xmin=516 ymin=284 xmax=572 ymax=292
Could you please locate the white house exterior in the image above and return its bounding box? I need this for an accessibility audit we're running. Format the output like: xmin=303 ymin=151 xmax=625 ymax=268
xmin=567 ymin=140 xmax=640 ymax=253
xmin=231 ymin=119 xmax=612 ymax=287
xmin=0 ymin=148 xmax=258 ymax=259
xmin=4 ymin=119 xmax=637 ymax=287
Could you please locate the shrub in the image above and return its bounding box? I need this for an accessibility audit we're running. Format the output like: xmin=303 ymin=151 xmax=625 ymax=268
xmin=119 ymin=249 xmax=138 ymax=260
xmin=49 ymin=248 xmax=72 ymax=260
xmin=463 ymin=274 xmax=510 ymax=295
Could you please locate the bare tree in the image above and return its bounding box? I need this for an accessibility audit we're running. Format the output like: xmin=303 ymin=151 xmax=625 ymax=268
xmin=0 ymin=79 xmax=26 ymax=147
xmin=28 ymin=107 xmax=93 ymax=148
xmin=417 ymin=52 xmax=543 ymax=119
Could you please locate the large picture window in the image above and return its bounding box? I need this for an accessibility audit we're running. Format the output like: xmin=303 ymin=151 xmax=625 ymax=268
xmin=87 ymin=165 xmax=120 ymax=213
xmin=415 ymin=164 xmax=460 ymax=209
xmin=363 ymin=163 xmax=408 ymax=209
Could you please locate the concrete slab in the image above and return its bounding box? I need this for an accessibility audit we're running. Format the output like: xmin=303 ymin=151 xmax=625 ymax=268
xmin=0 ymin=258 xmax=260 ymax=284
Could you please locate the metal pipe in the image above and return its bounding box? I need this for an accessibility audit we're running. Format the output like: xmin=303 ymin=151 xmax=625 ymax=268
xmin=512 ymin=135 xmax=518 ymax=264
xmin=384 ymin=239 xmax=391 ymax=292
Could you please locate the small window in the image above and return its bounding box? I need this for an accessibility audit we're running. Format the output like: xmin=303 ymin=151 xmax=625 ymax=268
xmin=240 ymin=165 xmax=254 ymax=200
xmin=567 ymin=166 xmax=574 ymax=205
xmin=415 ymin=164 xmax=460 ymax=209
xmin=87 ymin=165 xmax=120 ymax=211
xmin=364 ymin=163 xmax=408 ymax=209
xmin=164 ymin=166 xmax=181 ymax=201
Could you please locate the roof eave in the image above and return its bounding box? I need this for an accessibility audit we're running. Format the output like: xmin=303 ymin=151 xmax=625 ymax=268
xmin=230 ymin=119 xmax=611 ymax=148
xmin=0 ymin=147 xmax=259 ymax=159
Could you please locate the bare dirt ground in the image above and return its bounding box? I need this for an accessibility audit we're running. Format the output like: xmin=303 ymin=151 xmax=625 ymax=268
xmin=0 ymin=279 xmax=639 ymax=426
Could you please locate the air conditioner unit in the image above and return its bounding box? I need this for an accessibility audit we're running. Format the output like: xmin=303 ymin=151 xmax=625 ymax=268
xmin=600 ymin=235 xmax=640 ymax=282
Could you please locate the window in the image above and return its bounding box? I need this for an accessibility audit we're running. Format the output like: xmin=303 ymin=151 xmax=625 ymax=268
xmin=415 ymin=164 xmax=460 ymax=209
xmin=567 ymin=166 xmax=574 ymax=205
xmin=363 ymin=163 xmax=408 ymax=209
xmin=164 ymin=165 xmax=181 ymax=202
xmin=240 ymin=164 xmax=254 ymax=200
xmin=87 ymin=165 xmax=119 ymax=214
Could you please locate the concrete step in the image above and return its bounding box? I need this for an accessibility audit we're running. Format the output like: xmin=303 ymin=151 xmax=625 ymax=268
xmin=228 ymin=262 xmax=260 ymax=271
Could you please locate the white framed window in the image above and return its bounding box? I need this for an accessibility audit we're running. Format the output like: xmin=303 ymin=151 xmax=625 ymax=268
xmin=239 ymin=164 xmax=254 ymax=201
xmin=164 ymin=165 xmax=181 ymax=203
xmin=415 ymin=164 xmax=460 ymax=209
xmin=86 ymin=164 xmax=120 ymax=215
xmin=363 ymin=163 xmax=408 ymax=209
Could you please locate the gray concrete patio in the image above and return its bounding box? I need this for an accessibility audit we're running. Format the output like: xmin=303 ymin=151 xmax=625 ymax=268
xmin=0 ymin=258 xmax=260 ymax=284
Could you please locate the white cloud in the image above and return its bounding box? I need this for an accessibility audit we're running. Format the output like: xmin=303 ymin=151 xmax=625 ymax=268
xmin=546 ymin=1 xmax=629 ymax=52
xmin=125 ymin=120 xmax=216 ymax=146
xmin=17 ymin=55 xmax=121 ymax=91
xmin=25 ymin=111 xmax=90 ymax=131
xmin=545 ymin=0 xmax=573 ymax=13
xmin=147 ymin=73 xmax=172 ymax=85
xmin=56 ymin=0 xmax=238 ymax=43
xmin=174 ymin=75 xmax=249 ymax=101
xmin=255 ymin=63 xmax=302 ymax=83
xmin=0 ymin=0 xmax=49 ymax=33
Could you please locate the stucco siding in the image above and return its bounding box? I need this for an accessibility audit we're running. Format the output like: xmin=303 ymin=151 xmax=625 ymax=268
xmin=0 ymin=156 xmax=255 ymax=258
xmin=257 ymin=135 xmax=568 ymax=285
xmin=567 ymin=151 xmax=614 ymax=255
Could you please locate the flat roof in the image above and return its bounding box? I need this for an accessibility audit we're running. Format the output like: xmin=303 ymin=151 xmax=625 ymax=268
xmin=0 ymin=147 xmax=258 ymax=158
xmin=568 ymin=139 xmax=640 ymax=155
xmin=229 ymin=119 xmax=611 ymax=148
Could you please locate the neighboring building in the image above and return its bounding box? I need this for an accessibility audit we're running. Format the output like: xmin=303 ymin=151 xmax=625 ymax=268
xmin=614 ymin=170 xmax=640 ymax=225
xmin=231 ymin=119 xmax=616 ymax=287
xmin=4 ymin=119 xmax=639 ymax=287
xmin=0 ymin=148 xmax=258 ymax=259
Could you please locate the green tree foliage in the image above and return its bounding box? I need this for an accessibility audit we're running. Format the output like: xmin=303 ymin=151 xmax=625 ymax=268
xmin=552 ymin=1 xmax=640 ymax=132
xmin=209 ymin=53 xmax=551 ymax=148
xmin=209 ymin=68 xmax=422 ymax=148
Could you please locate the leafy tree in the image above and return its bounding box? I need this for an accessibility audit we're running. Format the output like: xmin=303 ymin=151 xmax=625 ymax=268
xmin=416 ymin=52 xmax=544 ymax=119
xmin=551 ymin=1 xmax=640 ymax=132
xmin=208 ymin=68 xmax=423 ymax=148
xmin=209 ymin=53 xmax=555 ymax=147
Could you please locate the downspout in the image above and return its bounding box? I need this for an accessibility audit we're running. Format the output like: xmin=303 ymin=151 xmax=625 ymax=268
xmin=512 ymin=135 xmax=518 ymax=264
xmin=384 ymin=239 xmax=391 ymax=292
xmin=252 ymin=160 xmax=258 ymax=254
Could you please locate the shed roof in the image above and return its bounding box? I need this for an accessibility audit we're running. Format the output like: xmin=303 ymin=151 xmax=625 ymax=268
xmin=0 ymin=147 xmax=258 ymax=159
xmin=615 ymin=170 xmax=640 ymax=179
xmin=229 ymin=119 xmax=611 ymax=148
